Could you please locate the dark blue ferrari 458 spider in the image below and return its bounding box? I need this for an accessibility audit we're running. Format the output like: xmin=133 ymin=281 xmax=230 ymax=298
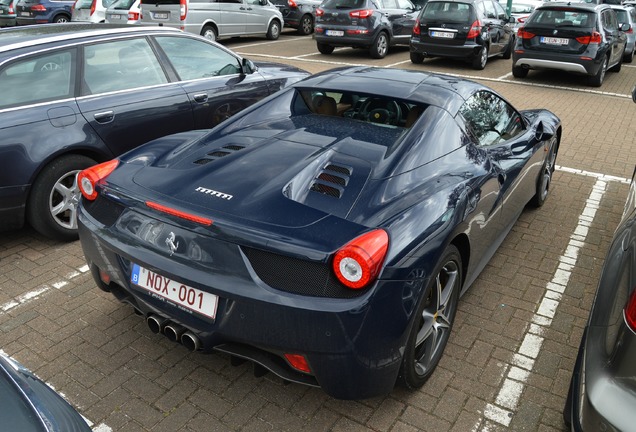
xmin=77 ymin=67 xmax=561 ymax=399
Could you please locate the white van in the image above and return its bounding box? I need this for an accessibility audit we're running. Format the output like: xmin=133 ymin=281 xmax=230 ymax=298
xmin=140 ymin=0 xmax=283 ymax=41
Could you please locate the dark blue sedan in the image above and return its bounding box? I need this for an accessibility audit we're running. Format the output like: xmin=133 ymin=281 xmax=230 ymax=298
xmin=0 ymin=24 xmax=308 ymax=241
xmin=77 ymin=67 xmax=561 ymax=399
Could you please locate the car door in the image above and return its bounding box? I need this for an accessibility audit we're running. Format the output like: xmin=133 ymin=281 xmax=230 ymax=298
xmin=244 ymin=0 xmax=272 ymax=34
xmin=76 ymin=37 xmax=194 ymax=158
xmin=601 ymin=8 xmax=625 ymax=66
xmin=153 ymin=35 xmax=271 ymax=129
xmin=459 ymin=91 xmax=543 ymax=230
xmin=390 ymin=0 xmax=418 ymax=43
xmin=480 ymin=0 xmax=507 ymax=54
xmin=217 ymin=0 xmax=248 ymax=36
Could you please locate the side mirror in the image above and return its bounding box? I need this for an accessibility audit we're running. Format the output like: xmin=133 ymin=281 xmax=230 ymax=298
xmin=621 ymin=22 xmax=631 ymax=32
xmin=632 ymin=85 xmax=636 ymax=103
xmin=259 ymin=0 xmax=268 ymax=5
xmin=508 ymin=15 xmax=516 ymax=23
xmin=414 ymin=4 xmax=421 ymax=10
xmin=534 ymin=121 xmax=554 ymax=142
xmin=241 ymin=58 xmax=257 ymax=74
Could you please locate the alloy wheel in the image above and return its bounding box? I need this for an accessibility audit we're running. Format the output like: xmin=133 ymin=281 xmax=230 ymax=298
xmin=49 ymin=169 xmax=82 ymax=230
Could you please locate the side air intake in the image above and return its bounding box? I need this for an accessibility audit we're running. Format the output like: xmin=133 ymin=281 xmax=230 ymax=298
xmin=193 ymin=144 xmax=247 ymax=165
xmin=309 ymin=163 xmax=352 ymax=199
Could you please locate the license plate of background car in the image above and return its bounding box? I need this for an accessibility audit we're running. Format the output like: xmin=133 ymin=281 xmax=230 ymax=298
xmin=109 ymin=14 xmax=120 ymax=19
xmin=153 ymin=12 xmax=169 ymax=19
xmin=131 ymin=264 xmax=218 ymax=320
xmin=20 ymin=11 xmax=29 ymax=16
xmin=326 ymin=30 xmax=344 ymax=36
xmin=430 ymin=31 xmax=454 ymax=38
xmin=540 ymin=36 xmax=569 ymax=45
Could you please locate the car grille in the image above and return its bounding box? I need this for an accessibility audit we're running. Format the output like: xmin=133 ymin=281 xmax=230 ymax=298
xmin=242 ymin=246 xmax=365 ymax=298
xmin=309 ymin=163 xmax=351 ymax=199
xmin=193 ymin=144 xmax=247 ymax=165
xmin=82 ymin=196 xmax=125 ymax=226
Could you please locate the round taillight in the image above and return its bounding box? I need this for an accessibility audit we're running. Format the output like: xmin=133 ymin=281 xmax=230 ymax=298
xmin=78 ymin=159 xmax=119 ymax=201
xmin=333 ymin=229 xmax=389 ymax=289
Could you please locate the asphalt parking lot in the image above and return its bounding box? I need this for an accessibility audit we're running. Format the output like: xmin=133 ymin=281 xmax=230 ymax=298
xmin=1 ymin=30 xmax=636 ymax=431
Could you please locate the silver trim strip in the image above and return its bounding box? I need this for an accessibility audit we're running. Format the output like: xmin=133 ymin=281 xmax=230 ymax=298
xmin=514 ymin=58 xmax=589 ymax=74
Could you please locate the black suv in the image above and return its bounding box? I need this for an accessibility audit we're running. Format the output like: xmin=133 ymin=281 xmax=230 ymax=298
xmin=314 ymin=0 xmax=420 ymax=59
xmin=409 ymin=0 xmax=515 ymax=70
xmin=512 ymin=2 xmax=627 ymax=87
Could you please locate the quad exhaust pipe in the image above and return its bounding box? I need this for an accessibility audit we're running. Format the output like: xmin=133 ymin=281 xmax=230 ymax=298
xmin=146 ymin=315 xmax=201 ymax=351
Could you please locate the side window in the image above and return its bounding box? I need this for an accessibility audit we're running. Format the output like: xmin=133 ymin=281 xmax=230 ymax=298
xmin=396 ymin=0 xmax=413 ymax=9
xmin=83 ymin=38 xmax=167 ymax=95
xmin=493 ymin=1 xmax=506 ymax=19
xmin=0 ymin=49 xmax=75 ymax=110
xmin=482 ymin=0 xmax=496 ymax=18
xmin=381 ymin=0 xmax=397 ymax=8
xmin=459 ymin=91 xmax=525 ymax=147
xmin=154 ymin=36 xmax=241 ymax=80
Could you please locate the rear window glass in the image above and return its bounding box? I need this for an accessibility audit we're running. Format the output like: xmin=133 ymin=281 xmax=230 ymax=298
xmin=421 ymin=2 xmax=472 ymax=21
xmin=528 ymin=8 xmax=595 ymax=27
xmin=509 ymin=3 xmax=535 ymax=14
xmin=322 ymin=0 xmax=368 ymax=9
xmin=614 ymin=9 xmax=628 ymax=23
xmin=110 ymin=0 xmax=136 ymax=9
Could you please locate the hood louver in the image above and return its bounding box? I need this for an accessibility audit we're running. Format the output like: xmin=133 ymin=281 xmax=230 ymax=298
xmin=310 ymin=163 xmax=352 ymax=199
xmin=193 ymin=144 xmax=247 ymax=165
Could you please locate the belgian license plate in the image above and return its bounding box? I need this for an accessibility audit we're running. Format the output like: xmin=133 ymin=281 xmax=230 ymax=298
xmin=540 ymin=36 xmax=569 ymax=45
xmin=326 ymin=29 xmax=344 ymax=36
xmin=153 ymin=12 xmax=168 ymax=19
xmin=131 ymin=264 xmax=218 ymax=319
xmin=109 ymin=14 xmax=121 ymax=19
xmin=20 ymin=11 xmax=30 ymax=16
xmin=430 ymin=30 xmax=454 ymax=39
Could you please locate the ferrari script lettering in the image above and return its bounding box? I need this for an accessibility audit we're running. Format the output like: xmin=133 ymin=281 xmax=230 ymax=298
xmin=195 ymin=187 xmax=233 ymax=200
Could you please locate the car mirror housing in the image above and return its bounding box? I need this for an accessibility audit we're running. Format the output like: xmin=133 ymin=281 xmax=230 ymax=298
xmin=621 ymin=22 xmax=631 ymax=32
xmin=508 ymin=15 xmax=516 ymax=23
xmin=534 ymin=121 xmax=553 ymax=142
xmin=260 ymin=0 xmax=268 ymax=5
xmin=241 ymin=58 xmax=257 ymax=74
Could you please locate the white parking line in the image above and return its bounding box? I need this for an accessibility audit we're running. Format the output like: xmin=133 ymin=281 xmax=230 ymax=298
xmin=497 ymin=72 xmax=513 ymax=80
xmin=229 ymin=36 xmax=307 ymax=50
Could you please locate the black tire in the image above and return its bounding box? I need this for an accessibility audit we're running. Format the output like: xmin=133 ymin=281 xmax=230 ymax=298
xmin=266 ymin=19 xmax=281 ymax=40
xmin=410 ymin=51 xmax=425 ymax=64
xmin=201 ymin=25 xmax=218 ymax=42
xmin=398 ymin=245 xmax=462 ymax=389
xmin=369 ymin=31 xmax=389 ymax=59
xmin=588 ymin=56 xmax=607 ymax=87
xmin=512 ymin=65 xmax=528 ymax=78
xmin=297 ymin=14 xmax=313 ymax=35
xmin=472 ymin=45 xmax=488 ymax=70
xmin=530 ymin=137 xmax=557 ymax=208
xmin=624 ymin=48 xmax=634 ymax=63
xmin=53 ymin=14 xmax=70 ymax=23
xmin=501 ymin=36 xmax=514 ymax=59
xmin=317 ymin=42 xmax=334 ymax=55
xmin=27 ymin=155 xmax=97 ymax=241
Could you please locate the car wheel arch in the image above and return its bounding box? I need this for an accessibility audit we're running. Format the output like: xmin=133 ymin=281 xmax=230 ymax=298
xmin=27 ymin=148 xmax=108 ymax=187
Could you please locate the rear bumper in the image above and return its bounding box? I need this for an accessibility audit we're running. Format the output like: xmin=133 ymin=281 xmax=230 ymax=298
xmin=410 ymin=38 xmax=483 ymax=60
xmin=78 ymin=205 xmax=421 ymax=399
xmin=314 ymin=29 xmax=377 ymax=48
xmin=513 ymin=51 xmax=601 ymax=76
xmin=0 ymin=16 xmax=16 ymax=26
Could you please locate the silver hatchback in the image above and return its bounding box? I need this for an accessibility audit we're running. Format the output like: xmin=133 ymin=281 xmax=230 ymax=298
xmin=611 ymin=5 xmax=636 ymax=62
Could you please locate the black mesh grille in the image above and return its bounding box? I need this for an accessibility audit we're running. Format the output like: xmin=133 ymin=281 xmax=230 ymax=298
xmin=82 ymin=196 xmax=124 ymax=226
xmin=193 ymin=158 xmax=212 ymax=165
xmin=242 ymin=247 xmax=364 ymax=298
xmin=310 ymin=183 xmax=341 ymax=198
xmin=325 ymin=164 xmax=351 ymax=175
xmin=318 ymin=173 xmax=346 ymax=185
xmin=223 ymin=145 xmax=245 ymax=151
xmin=208 ymin=151 xmax=231 ymax=158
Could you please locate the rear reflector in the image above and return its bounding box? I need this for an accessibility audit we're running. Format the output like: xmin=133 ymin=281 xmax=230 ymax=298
xmin=145 ymin=201 xmax=213 ymax=226
xmin=625 ymin=289 xmax=636 ymax=332
xmin=284 ymin=353 xmax=311 ymax=373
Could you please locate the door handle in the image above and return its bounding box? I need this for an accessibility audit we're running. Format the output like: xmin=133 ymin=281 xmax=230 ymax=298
xmin=93 ymin=110 xmax=114 ymax=123
xmin=193 ymin=93 xmax=208 ymax=103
